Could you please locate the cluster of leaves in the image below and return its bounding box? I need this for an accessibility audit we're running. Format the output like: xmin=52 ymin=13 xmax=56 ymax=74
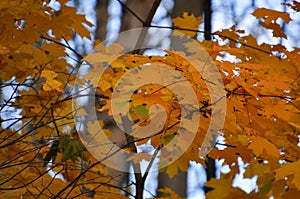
xmin=0 ymin=0 xmax=300 ymax=198
xmin=80 ymin=3 xmax=300 ymax=197
xmin=0 ymin=0 xmax=126 ymax=198
xmin=171 ymin=3 xmax=300 ymax=197
xmin=84 ymin=46 xmax=212 ymax=175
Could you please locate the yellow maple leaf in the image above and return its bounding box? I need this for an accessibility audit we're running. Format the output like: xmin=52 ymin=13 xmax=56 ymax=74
xmin=41 ymin=69 xmax=63 ymax=92
xmin=234 ymin=76 xmax=259 ymax=99
xmin=157 ymin=187 xmax=185 ymax=199
xmin=127 ymin=152 xmax=152 ymax=164
xmin=275 ymin=160 xmax=300 ymax=190
xmin=172 ymin=12 xmax=202 ymax=37
xmin=248 ymin=136 xmax=279 ymax=158
xmin=164 ymin=154 xmax=189 ymax=178
xmin=206 ymin=177 xmax=253 ymax=199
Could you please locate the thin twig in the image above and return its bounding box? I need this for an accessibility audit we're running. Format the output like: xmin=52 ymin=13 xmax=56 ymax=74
xmin=120 ymin=115 xmax=144 ymax=199
xmin=149 ymin=25 xmax=276 ymax=56
xmin=142 ymin=145 xmax=160 ymax=182
xmin=40 ymin=35 xmax=83 ymax=59
xmin=50 ymin=106 xmax=60 ymax=136
xmin=116 ymin=0 xmax=144 ymax=24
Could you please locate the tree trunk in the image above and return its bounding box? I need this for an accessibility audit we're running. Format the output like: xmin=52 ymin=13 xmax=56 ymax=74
xmin=170 ymin=0 xmax=204 ymax=18
xmin=95 ymin=0 xmax=109 ymax=41
xmin=157 ymin=1 xmax=205 ymax=197
xmin=94 ymin=0 xmax=129 ymax=192
xmin=204 ymin=0 xmax=212 ymax=40
xmin=157 ymin=167 xmax=188 ymax=197
xmin=203 ymin=0 xmax=217 ymax=193
xmin=120 ymin=0 xmax=153 ymax=32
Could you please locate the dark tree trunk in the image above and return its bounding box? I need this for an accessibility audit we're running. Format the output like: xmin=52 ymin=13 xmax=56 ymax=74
xmin=170 ymin=0 xmax=204 ymax=18
xmin=157 ymin=167 xmax=188 ymax=198
xmin=203 ymin=0 xmax=217 ymax=193
xmin=204 ymin=0 xmax=212 ymax=40
xmin=120 ymin=0 xmax=153 ymax=32
xmin=95 ymin=0 xmax=109 ymax=41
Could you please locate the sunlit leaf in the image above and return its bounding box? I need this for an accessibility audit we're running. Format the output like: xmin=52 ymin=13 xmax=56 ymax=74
xmin=172 ymin=12 xmax=202 ymax=37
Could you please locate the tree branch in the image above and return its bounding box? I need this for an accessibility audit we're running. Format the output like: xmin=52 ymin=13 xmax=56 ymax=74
xmin=132 ymin=0 xmax=162 ymax=54
xmin=116 ymin=0 xmax=144 ymax=24
xmin=149 ymin=25 xmax=278 ymax=56
xmin=40 ymin=35 xmax=84 ymax=59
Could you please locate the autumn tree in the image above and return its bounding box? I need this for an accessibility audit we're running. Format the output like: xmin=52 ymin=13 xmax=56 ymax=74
xmin=94 ymin=1 xmax=212 ymax=197
xmin=1 ymin=0 xmax=300 ymax=199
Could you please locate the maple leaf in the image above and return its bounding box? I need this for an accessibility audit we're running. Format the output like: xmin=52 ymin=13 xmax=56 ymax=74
xmin=208 ymin=146 xmax=253 ymax=165
xmin=157 ymin=187 xmax=185 ymax=199
xmin=59 ymin=135 xmax=87 ymax=162
xmin=248 ymin=136 xmax=280 ymax=158
xmin=164 ymin=154 xmax=189 ymax=178
xmin=283 ymin=1 xmax=300 ymax=12
xmin=127 ymin=152 xmax=152 ymax=164
xmin=275 ymin=160 xmax=300 ymax=190
xmin=252 ymin=8 xmax=291 ymax=24
xmin=234 ymin=76 xmax=259 ymax=98
xmin=51 ymin=5 xmax=93 ymax=39
xmin=2 ymin=0 xmax=300 ymax=197
xmin=172 ymin=12 xmax=202 ymax=37
xmin=41 ymin=70 xmax=63 ymax=92
xmin=252 ymin=8 xmax=292 ymax=38
xmin=206 ymin=177 xmax=252 ymax=199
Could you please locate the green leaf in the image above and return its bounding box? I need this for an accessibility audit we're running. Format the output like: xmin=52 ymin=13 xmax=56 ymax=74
xmin=60 ymin=136 xmax=86 ymax=162
xmin=43 ymin=140 xmax=60 ymax=166
xmin=163 ymin=133 xmax=176 ymax=145
xmin=130 ymin=104 xmax=148 ymax=117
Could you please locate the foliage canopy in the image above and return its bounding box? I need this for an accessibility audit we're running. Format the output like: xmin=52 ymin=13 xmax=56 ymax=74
xmin=0 ymin=0 xmax=300 ymax=198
